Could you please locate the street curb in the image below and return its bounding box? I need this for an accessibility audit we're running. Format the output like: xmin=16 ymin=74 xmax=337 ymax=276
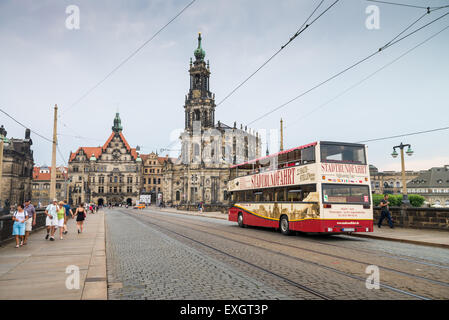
xmin=81 ymin=211 xmax=107 ymax=300
xmin=349 ymin=233 xmax=449 ymax=249
xmin=150 ymin=207 xmax=228 ymax=221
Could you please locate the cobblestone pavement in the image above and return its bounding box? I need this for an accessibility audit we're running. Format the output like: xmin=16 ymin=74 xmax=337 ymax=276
xmin=106 ymin=208 xmax=449 ymax=300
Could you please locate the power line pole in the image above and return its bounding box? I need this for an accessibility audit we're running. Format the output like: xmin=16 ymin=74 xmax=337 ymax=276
xmin=280 ymin=118 xmax=284 ymax=152
xmin=50 ymin=104 xmax=58 ymax=201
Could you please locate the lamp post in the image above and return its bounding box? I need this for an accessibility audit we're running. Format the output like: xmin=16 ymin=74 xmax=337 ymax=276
xmin=391 ymin=142 xmax=414 ymax=205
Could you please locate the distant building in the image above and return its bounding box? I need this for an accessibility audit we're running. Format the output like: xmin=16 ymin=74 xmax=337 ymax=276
xmin=369 ymin=165 xmax=419 ymax=195
xmin=0 ymin=125 xmax=34 ymax=213
xmin=67 ymin=113 xmax=142 ymax=206
xmin=407 ymin=165 xmax=449 ymax=207
xmin=31 ymin=165 xmax=68 ymax=207
xmin=140 ymin=152 xmax=173 ymax=203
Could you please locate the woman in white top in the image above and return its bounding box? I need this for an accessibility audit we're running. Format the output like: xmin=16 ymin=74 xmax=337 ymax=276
xmin=12 ymin=204 xmax=29 ymax=248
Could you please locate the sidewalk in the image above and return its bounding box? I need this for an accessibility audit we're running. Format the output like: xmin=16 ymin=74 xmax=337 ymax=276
xmin=0 ymin=210 xmax=107 ymax=300
xmin=350 ymin=226 xmax=449 ymax=249
xmin=147 ymin=206 xmax=449 ymax=249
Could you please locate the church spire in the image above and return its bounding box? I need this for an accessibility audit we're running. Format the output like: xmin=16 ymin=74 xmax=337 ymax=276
xmin=112 ymin=112 xmax=123 ymax=132
xmin=194 ymin=32 xmax=205 ymax=61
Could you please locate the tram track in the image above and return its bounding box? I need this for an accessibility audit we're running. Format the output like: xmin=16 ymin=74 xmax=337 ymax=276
xmin=124 ymin=209 xmax=436 ymax=300
xmin=143 ymin=209 xmax=449 ymax=283
xmin=149 ymin=213 xmax=449 ymax=288
xmin=119 ymin=209 xmax=332 ymax=300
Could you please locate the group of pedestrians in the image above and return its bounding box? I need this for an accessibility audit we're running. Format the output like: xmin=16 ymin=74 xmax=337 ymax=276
xmin=44 ymin=200 xmax=87 ymax=241
xmin=12 ymin=199 xmax=88 ymax=247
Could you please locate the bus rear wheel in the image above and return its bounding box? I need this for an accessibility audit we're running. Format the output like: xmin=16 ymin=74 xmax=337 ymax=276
xmin=238 ymin=212 xmax=245 ymax=228
xmin=280 ymin=216 xmax=291 ymax=235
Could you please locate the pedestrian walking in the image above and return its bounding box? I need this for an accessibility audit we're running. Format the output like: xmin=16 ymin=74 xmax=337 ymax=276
xmin=45 ymin=199 xmax=59 ymax=241
xmin=378 ymin=194 xmax=394 ymax=228
xmin=73 ymin=203 xmax=86 ymax=234
xmin=57 ymin=201 xmax=66 ymax=240
xmin=198 ymin=202 xmax=203 ymax=214
xmin=63 ymin=200 xmax=73 ymax=235
xmin=23 ymin=200 xmax=36 ymax=245
xmin=12 ymin=204 xmax=29 ymax=248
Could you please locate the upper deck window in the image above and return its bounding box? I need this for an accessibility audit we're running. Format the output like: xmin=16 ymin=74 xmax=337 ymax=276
xmin=320 ymin=143 xmax=366 ymax=165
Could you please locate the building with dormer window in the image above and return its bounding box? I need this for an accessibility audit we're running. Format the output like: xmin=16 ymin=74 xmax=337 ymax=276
xmin=67 ymin=113 xmax=142 ymax=206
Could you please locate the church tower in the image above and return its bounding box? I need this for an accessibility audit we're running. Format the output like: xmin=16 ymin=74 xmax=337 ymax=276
xmin=184 ymin=32 xmax=215 ymax=132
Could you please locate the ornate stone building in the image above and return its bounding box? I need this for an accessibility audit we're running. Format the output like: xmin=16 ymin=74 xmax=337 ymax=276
xmin=140 ymin=152 xmax=172 ymax=203
xmin=31 ymin=165 xmax=68 ymax=207
xmin=68 ymin=113 xmax=142 ymax=206
xmin=162 ymin=33 xmax=261 ymax=208
xmin=369 ymin=165 xmax=420 ymax=195
xmin=0 ymin=125 xmax=34 ymax=214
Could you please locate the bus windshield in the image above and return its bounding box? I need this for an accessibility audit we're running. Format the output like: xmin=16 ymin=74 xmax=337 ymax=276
xmin=320 ymin=143 xmax=366 ymax=164
xmin=322 ymin=184 xmax=370 ymax=204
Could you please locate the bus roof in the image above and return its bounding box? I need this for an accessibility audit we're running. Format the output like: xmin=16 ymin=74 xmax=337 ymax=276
xmin=230 ymin=142 xmax=317 ymax=169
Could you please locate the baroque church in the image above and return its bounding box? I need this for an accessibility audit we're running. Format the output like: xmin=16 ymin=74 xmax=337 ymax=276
xmin=162 ymin=33 xmax=261 ymax=208
xmin=67 ymin=113 xmax=142 ymax=206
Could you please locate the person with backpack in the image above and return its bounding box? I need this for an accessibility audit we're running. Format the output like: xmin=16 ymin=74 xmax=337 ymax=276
xmin=12 ymin=204 xmax=29 ymax=248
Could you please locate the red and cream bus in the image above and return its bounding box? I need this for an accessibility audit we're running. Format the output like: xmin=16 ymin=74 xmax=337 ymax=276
xmin=228 ymin=141 xmax=373 ymax=235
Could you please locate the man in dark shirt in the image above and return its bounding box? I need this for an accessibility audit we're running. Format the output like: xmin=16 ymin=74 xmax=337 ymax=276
xmin=378 ymin=194 xmax=394 ymax=228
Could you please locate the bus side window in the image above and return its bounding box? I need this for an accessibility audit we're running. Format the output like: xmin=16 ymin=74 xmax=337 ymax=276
xmin=276 ymin=188 xmax=285 ymax=202
xmin=263 ymin=189 xmax=273 ymax=202
xmin=254 ymin=191 xmax=262 ymax=202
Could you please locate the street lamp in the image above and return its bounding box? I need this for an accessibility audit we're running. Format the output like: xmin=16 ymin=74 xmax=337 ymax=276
xmin=391 ymin=142 xmax=413 ymax=205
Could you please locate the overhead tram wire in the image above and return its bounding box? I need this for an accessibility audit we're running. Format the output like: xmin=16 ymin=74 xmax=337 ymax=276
xmin=356 ymin=125 xmax=449 ymax=144
xmin=215 ymin=0 xmax=340 ymax=107
xmin=0 ymin=107 xmax=53 ymax=143
xmin=246 ymin=8 xmax=449 ymax=126
xmin=366 ymin=0 xmax=449 ymax=11
xmin=284 ymin=24 xmax=449 ymax=130
xmin=60 ymin=0 xmax=198 ymax=117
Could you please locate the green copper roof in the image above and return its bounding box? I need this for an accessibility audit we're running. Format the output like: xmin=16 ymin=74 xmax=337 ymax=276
xmin=112 ymin=112 xmax=123 ymax=132
xmin=194 ymin=32 xmax=205 ymax=61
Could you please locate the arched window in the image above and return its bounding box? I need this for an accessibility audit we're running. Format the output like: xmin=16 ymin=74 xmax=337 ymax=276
xmin=176 ymin=191 xmax=180 ymax=201
xmin=396 ymin=181 xmax=400 ymax=187
xmin=435 ymin=200 xmax=441 ymax=206
xmin=194 ymin=109 xmax=200 ymax=121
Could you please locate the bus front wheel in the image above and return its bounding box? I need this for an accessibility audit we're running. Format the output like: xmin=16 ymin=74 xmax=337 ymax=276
xmin=280 ymin=216 xmax=291 ymax=235
xmin=237 ymin=212 xmax=245 ymax=228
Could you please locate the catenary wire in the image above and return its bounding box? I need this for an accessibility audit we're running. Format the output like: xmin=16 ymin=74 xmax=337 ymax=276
xmin=246 ymin=9 xmax=449 ymax=126
xmin=0 ymin=107 xmax=53 ymax=143
xmin=60 ymin=0 xmax=197 ymax=116
xmin=215 ymin=0 xmax=340 ymax=107
xmin=356 ymin=125 xmax=449 ymax=143
xmin=284 ymin=24 xmax=449 ymax=130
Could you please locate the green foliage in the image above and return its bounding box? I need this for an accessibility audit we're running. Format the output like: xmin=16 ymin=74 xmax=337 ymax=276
xmin=372 ymin=194 xmax=425 ymax=207
xmin=408 ymin=194 xmax=425 ymax=207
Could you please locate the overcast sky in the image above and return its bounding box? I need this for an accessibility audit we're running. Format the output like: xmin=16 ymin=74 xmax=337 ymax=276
xmin=1 ymin=0 xmax=448 ymax=171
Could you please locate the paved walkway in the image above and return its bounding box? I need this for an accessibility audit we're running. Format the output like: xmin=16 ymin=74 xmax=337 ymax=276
xmin=0 ymin=210 xmax=106 ymax=300
xmin=146 ymin=207 xmax=449 ymax=249
xmin=351 ymin=226 xmax=449 ymax=249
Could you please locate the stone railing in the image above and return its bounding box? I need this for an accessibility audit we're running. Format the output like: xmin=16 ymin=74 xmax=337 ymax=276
xmin=0 ymin=208 xmax=49 ymax=243
xmin=374 ymin=206 xmax=449 ymax=230
xmin=177 ymin=203 xmax=229 ymax=214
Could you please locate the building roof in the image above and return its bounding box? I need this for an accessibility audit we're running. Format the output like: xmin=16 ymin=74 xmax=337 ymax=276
xmin=140 ymin=153 xmax=174 ymax=165
xmin=407 ymin=165 xmax=449 ymax=188
xmin=69 ymin=131 xmax=138 ymax=162
xmin=33 ymin=166 xmax=68 ymax=181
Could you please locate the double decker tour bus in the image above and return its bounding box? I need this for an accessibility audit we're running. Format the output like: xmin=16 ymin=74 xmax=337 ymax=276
xmin=228 ymin=141 xmax=373 ymax=235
